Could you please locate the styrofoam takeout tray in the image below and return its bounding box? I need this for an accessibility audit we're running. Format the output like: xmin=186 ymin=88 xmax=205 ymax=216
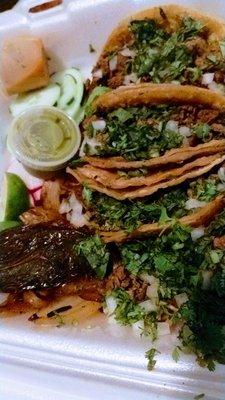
xmin=0 ymin=1 xmax=225 ymax=399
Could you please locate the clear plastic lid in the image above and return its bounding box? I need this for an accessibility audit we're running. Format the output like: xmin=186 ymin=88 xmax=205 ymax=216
xmin=7 ymin=106 xmax=81 ymax=172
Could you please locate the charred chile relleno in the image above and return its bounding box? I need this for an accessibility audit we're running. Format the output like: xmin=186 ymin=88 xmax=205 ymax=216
xmin=0 ymin=222 xmax=110 ymax=292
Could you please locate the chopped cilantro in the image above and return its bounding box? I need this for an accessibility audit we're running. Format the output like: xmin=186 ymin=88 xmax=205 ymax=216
xmin=75 ymin=235 xmax=110 ymax=278
xmin=172 ymin=346 xmax=181 ymax=362
xmin=69 ymin=158 xmax=85 ymax=167
xmin=120 ymin=224 xmax=196 ymax=291
xmin=129 ymin=17 xmax=204 ymax=83
xmin=82 ymin=185 xmax=93 ymax=205
xmin=118 ymin=210 xmax=225 ymax=370
xmin=186 ymin=67 xmax=202 ymax=83
xmin=83 ymin=187 xmax=187 ymax=233
xmin=91 ymin=105 xmax=184 ymax=160
xmin=117 ymin=168 xmax=148 ymax=178
xmin=180 ymin=289 xmax=225 ymax=370
xmin=89 ymin=43 xmax=96 ymax=53
xmin=107 ymin=289 xmax=158 ymax=340
xmin=145 ymin=348 xmax=160 ymax=371
xmin=110 ymin=289 xmax=146 ymax=325
xmin=190 ymin=177 xmax=219 ymax=202
xmin=194 ymin=394 xmax=205 ymax=400
xmin=192 ymin=123 xmax=211 ymax=141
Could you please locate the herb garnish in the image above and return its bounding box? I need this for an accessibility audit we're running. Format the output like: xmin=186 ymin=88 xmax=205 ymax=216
xmin=119 ymin=210 xmax=225 ymax=370
xmin=83 ymin=187 xmax=188 ymax=233
xmin=97 ymin=106 xmax=182 ymax=160
xmin=145 ymin=348 xmax=160 ymax=370
xmin=75 ymin=235 xmax=110 ymax=278
xmin=130 ymin=17 xmax=204 ymax=83
xmin=192 ymin=123 xmax=211 ymax=141
xmin=109 ymin=289 xmax=146 ymax=325
xmin=107 ymin=289 xmax=158 ymax=340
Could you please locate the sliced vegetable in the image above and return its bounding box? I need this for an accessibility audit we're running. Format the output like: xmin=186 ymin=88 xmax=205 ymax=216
xmin=57 ymin=74 xmax=77 ymax=109
xmin=51 ymin=68 xmax=84 ymax=120
xmin=9 ymin=83 xmax=60 ymax=117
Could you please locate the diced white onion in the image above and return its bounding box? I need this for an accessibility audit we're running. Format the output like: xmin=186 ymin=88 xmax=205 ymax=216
xmin=140 ymin=273 xmax=158 ymax=285
xmin=120 ymin=47 xmax=136 ymax=58
xmin=93 ymin=69 xmax=103 ymax=79
xmin=109 ymin=55 xmax=118 ymax=71
xmin=208 ymin=82 xmax=225 ymax=94
xmin=123 ymin=73 xmax=138 ymax=85
xmin=59 ymin=199 xmax=71 ymax=214
xmin=139 ymin=300 xmax=157 ymax=312
xmin=60 ymin=193 xmax=88 ymax=228
xmin=132 ymin=320 xmax=144 ymax=337
xmin=191 ymin=227 xmax=205 ymax=241
xmin=0 ymin=293 xmax=8 ymax=305
xmin=218 ymin=166 xmax=225 ymax=183
xmin=146 ymin=284 xmax=159 ymax=300
xmin=166 ymin=120 xmax=179 ymax=132
xmin=202 ymin=72 xmax=214 ymax=85
xmin=68 ymin=193 xmax=88 ymax=227
xmin=107 ymin=315 xmax=117 ymax=325
xmin=79 ymin=135 xmax=101 ymax=157
xmin=171 ymin=80 xmax=181 ymax=85
xmin=92 ymin=119 xmax=106 ymax=131
xmin=217 ymin=183 xmax=225 ymax=192
xmin=174 ymin=293 xmax=189 ymax=308
xmin=185 ymin=198 xmax=207 ymax=210
xmin=179 ymin=126 xmax=192 ymax=137
xmin=157 ymin=321 xmax=170 ymax=336
xmin=202 ymin=270 xmax=213 ymax=290
xmin=105 ymin=296 xmax=117 ymax=315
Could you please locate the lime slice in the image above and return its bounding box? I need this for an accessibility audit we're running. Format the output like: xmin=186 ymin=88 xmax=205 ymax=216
xmin=0 ymin=220 xmax=21 ymax=232
xmin=0 ymin=172 xmax=30 ymax=221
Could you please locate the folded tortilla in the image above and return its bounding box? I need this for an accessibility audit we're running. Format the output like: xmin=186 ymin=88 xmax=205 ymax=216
xmin=81 ymin=84 xmax=225 ymax=172
xmin=93 ymin=84 xmax=225 ymax=112
xmin=84 ymin=140 xmax=225 ymax=170
xmin=67 ymin=154 xmax=225 ymax=200
xmin=100 ymin=195 xmax=225 ymax=243
xmin=75 ymin=154 xmax=220 ymax=189
xmin=90 ymin=4 xmax=225 ymax=90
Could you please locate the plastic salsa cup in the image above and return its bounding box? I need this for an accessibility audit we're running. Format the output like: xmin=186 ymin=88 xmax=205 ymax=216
xmin=7 ymin=105 xmax=81 ymax=173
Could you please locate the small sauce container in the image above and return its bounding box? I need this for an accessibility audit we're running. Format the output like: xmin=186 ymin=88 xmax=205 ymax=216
xmin=7 ymin=105 xmax=81 ymax=176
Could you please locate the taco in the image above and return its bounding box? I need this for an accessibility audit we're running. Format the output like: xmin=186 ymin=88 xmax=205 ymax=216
xmin=79 ymin=166 xmax=225 ymax=242
xmin=88 ymin=4 xmax=225 ymax=92
xmin=80 ymin=85 xmax=225 ymax=174
xmin=68 ymin=154 xmax=225 ymax=200
xmin=73 ymin=154 xmax=222 ymax=190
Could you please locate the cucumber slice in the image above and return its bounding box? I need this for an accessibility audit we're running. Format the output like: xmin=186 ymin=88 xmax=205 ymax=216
xmin=9 ymin=84 xmax=61 ymax=117
xmin=51 ymin=68 xmax=84 ymax=119
xmin=58 ymin=75 xmax=76 ymax=109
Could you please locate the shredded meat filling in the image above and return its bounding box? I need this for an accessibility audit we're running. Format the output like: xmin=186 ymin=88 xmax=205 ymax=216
xmin=213 ymin=236 xmax=225 ymax=249
xmin=106 ymin=264 xmax=148 ymax=301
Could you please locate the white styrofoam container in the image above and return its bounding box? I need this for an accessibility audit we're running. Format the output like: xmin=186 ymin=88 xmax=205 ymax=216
xmin=0 ymin=1 xmax=225 ymax=399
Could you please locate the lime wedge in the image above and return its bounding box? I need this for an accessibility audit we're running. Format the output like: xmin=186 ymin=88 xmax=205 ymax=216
xmin=0 ymin=172 xmax=30 ymax=221
xmin=0 ymin=220 xmax=21 ymax=232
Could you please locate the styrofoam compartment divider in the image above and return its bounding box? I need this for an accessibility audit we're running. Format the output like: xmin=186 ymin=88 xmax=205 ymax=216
xmin=0 ymin=1 xmax=225 ymax=399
